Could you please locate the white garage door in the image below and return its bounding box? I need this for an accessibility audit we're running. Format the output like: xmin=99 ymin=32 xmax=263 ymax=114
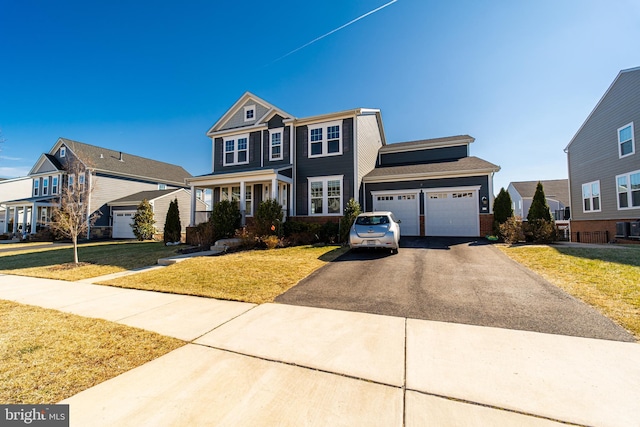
xmin=112 ymin=211 xmax=136 ymax=239
xmin=372 ymin=192 xmax=420 ymax=236
xmin=425 ymin=191 xmax=479 ymax=237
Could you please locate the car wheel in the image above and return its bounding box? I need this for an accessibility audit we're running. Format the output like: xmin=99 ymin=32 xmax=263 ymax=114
xmin=391 ymin=248 xmax=398 ymax=255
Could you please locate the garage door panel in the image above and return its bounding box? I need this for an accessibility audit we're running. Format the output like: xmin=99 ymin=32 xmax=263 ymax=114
xmin=113 ymin=211 xmax=136 ymax=239
xmin=425 ymin=191 xmax=478 ymax=237
xmin=372 ymin=193 xmax=420 ymax=236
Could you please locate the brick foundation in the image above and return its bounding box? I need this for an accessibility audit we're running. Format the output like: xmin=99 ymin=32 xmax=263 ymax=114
xmin=570 ymin=219 xmax=640 ymax=244
xmin=479 ymin=214 xmax=494 ymax=237
xmin=290 ymin=216 xmax=340 ymax=224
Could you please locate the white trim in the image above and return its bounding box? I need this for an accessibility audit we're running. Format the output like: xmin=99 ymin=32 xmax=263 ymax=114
xmin=223 ymin=134 xmax=250 ymax=166
xmin=60 ymin=146 xmax=66 ymax=157
xmin=581 ymin=180 xmax=602 ymax=213
xmin=244 ymin=104 xmax=256 ymax=122
xmin=353 ymin=115 xmax=359 ymax=204
xmin=33 ymin=179 xmax=39 ymax=196
xmin=308 ymin=120 xmax=343 ymax=158
xmin=423 ymin=185 xmax=482 ymax=194
xmin=616 ymin=169 xmax=640 ymax=210
xmin=618 ymin=122 xmax=635 ymax=159
xmin=307 ymin=175 xmax=344 ymax=216
xmin=371 ymin=188 xmax=422 ymax=196
xmin=380 ymin=140 xmax=473 ymax=154
xmin=363 ymin=170 xmax=498 ymax=183
xmin=269 ymin=127 xmax=284 ymax=161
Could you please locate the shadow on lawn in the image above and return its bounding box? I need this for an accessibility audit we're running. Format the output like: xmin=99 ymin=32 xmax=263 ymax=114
xmin=552 ymin=246 xmax=640 ymax=268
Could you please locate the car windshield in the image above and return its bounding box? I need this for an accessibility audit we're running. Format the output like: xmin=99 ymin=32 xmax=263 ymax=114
xmin=356 ymin=215 xmax=389 ymax=226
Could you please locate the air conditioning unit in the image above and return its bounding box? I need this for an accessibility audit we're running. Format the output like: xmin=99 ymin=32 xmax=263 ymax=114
xmin=616 ymin=222 xmax=630 ymax=238
xmin=630 ymin=221 xmax=640 ymax=239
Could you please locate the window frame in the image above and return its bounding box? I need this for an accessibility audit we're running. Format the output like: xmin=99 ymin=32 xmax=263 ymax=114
xmin=33 ymin=179 xmax=39 ymax=196
xmin=42 ymin=177 xmax=49 ymax=196
xmin=60 ymin=147 xmax=66 ymax=158
xmin=307 ymin=120 xmax=342 ymax=158
xmin=581 ymin=180 xmax=601 ymax=213
xmin=618 ymin=122 xmax=635 ymax=159
xmin=307 ymin=175 xmax=343 ymax=216
xmin=78 ymin=174 xmax=85 ymax=193
xmin=616 ymin=169 xmax=640 ymax=210
xmin=269 ymin=128 xmax=283 ymax=161
xmin=52 ymin=176 xmax=58 ymax=194
xmin=223 ymin=134 xmax=250 ymax=166
xmin=68 ymin=174 xmax=74 ymax=192
xmin=243 ymin=105 xmax=256 ymax=122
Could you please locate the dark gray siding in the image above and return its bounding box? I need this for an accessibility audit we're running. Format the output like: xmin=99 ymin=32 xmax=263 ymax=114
xmin=219 ymin=101 xmax=269 ymax=131
xmin=364 ymin=175 xmax=491 ymax=215
xmin=213 ymin=131 xmax=262 ymax=173
xmin=262 ymin=125 xmax=291 ymax=168
xmin=295 ymin=118 xmax=355 ymax=215
xmin=267 ymin=115 xmax=285 ymax=129
xmin=568 ymin=69 xmax=640 ymax=220
xmin=380 ymin=145 xmax=467 ymax=167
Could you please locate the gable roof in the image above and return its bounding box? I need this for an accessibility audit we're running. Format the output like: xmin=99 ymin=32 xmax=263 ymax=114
xmin=380 ymin=135 xmax=474 ymax=153
xmin=565 ymin=66 xmax=640 ymax=152
xmin=206 ymin=91 xmax=294 ymax=136
xmin=52 ymin=138 xmax=192 ymax=186
xmin=28 ymin=153 xmax=65 ymax=175
xmin=509 ymin=179 xmax=569 ymax=205
xmin=107 ymin=189 xmax=183 ymax=206
xmin=363 ymin=156 xmax=500 ymax=182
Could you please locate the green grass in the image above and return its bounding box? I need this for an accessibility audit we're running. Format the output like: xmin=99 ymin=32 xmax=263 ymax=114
xmin=498 ymin=244 xmax=640 ymax=339
xmin=0 ymin=241 xmax=180 ymax=281
xmin=0 ymin=300 xmax=184 ymax=404
xmin=102 ymin=245 xmax=348 ymax=304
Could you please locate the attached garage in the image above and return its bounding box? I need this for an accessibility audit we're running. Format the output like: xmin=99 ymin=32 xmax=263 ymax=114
xmin=112 ymin=211 xmax=136 ymax=239
xmin=372 ymin=190 xmax=420 ymax=236
xmin=425 ymin=188 xmax=479 ymax=237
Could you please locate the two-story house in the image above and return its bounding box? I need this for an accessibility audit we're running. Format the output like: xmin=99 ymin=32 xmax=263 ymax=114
xmin=565 ymin=67 xmax=640 ymax=243
xmin=187 ymin=92 xmax=500 ymax=237
xmin=2 ymin=138 xmax=204 ymax=239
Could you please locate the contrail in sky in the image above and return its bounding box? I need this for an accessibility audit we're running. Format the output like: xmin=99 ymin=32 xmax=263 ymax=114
xmin=268 ymin=0 xmax=398 ymax=66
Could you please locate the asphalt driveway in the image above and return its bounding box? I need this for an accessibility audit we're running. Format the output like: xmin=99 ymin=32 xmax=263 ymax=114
xmin=276 ymin=237 xmax=634 ymax=342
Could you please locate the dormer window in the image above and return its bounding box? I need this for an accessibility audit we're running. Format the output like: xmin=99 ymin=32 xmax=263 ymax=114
xmin=244 ymin=105 xmax=256 ymax=122
xmin=158 ymin=183 xmax=167 ymax=190
xmin=223 ymin=134 xmax=249 ymax=166
xmin=60 ymin=146 xmax=66 ymax=158
xmin=618 ymin=123 xmax=635 ymax=158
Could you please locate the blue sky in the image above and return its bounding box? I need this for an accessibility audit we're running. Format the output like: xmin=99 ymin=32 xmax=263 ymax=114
xmin=1 ymin=0 xmax=639 ymax=193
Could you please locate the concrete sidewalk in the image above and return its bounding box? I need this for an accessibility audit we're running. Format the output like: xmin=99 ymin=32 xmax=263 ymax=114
xmin=1 ymin=274 xmax=639 ymax=426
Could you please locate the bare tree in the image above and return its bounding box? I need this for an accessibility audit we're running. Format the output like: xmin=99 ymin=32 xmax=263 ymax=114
xmin=49 ymin=157 xmax=100 ymax=264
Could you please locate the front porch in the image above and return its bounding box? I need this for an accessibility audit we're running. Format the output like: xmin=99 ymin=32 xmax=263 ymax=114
xmin=1 ymin=196 xmax=58 ymax=237
xmin=187 ymin=168 xmax=294 ymax=227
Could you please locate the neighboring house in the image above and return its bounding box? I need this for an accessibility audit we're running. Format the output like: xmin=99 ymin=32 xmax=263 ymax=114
xmin=108 ymin=189 xmax=207 ymax=239
xmin=507 ymin=179 xmax=570 ymax=221
xmin=0 ymin=176 xmax=32 ymax=234
xmin=564 ymin=67 xmax=640 ymax=243
xmin=187 ymin=92 xmax=500 ymax=237
xmin=2 ymin=138 xmax=196 ymax=239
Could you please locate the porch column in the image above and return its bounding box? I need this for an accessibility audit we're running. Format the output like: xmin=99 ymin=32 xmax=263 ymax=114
xmin=12 ymin=207 xmax=19 ymax=234
xmin=31 ymin=204 xmax=38 ymax=234
xmin=289 ymin=184 xmax=294 ymax=218
xmin=189 ymin=185 xmax=196 ymax=227
xmin=239 ymin=181 xmax=246 ymax=226
xmin=271 ymin=177 xmax=278 ymax=200
xmin=22 ymin=205 xmax=28 ymax=235
xmin=3 ymin=207 xmax=9 ymax=233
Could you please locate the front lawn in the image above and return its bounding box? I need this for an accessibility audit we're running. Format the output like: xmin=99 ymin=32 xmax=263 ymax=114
xmin=498 ymin=244 xmax=640 ymax=339
xmin=0 ymin=241 xmax=180 ymax=281
xmin=0 ymin=300 xmax=184 ymax=404
xmin=101 ymin=245 xmax=348 ymax=304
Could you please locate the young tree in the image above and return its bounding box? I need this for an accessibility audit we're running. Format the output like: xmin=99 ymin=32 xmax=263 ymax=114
xmin=526 ymin=182 xmax=556 ymax=243
xmin=131 ymin=199 xmax=156 ymax=241
xmin=163 ymin=198 xmax=182 ymax=244
xmin=49 ymin=160 xmax=99 ymax=264
xmin=254 ymin=199 xmax=283 ymax=236
xmin=339 ymin=198 xmax=361 ymax=243
xmin=210 ymin=200 xmax=241 ymax=241
xmin=492 ymin=188 xmax=513 ymax=236
xmin=527 ymin=182 xmax=552 ymax=222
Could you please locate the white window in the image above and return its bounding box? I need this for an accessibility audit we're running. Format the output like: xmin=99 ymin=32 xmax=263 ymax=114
xmin=269 ymin=128 xmax=283 ymax=161
xmin=224 ymin=135 xmax=249 ymax=166
xmin=68 ymin=174 xmax=74 ymax=192
xmin=244 ymin=105 xmax=256 ymax=122
xmin=616 ymin=170 xmax=640 ymax=209
xmin=220 ymin=185 xmax=241 ymax=208
xmin=60 ymin=146 xmax=66 ymax=158
xmin=308 ymin=121 xmax=342 ymax=158
xmin=78 ymin=174 xmax=85 ymax=192
xmin=52 ymin=176 xmax=58 ymax=194
xmin=618 ymin=123 xmax=635 ymax=158
xmin=245 ymin=185 xmax=253 ymax=216
xmin=43 ymin=178 xmax=49 ymax=196
xmin=158 ymin=183 xmax=167 ymax=190
xmin=33 ymin=179 xmax=39 ymax=196
xmin=582 ymin=181 xmax=601 ymax=212
xmin=308 ymin=176 xmax=343 ymax=215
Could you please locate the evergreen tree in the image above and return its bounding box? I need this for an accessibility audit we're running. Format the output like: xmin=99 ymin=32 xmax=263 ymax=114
xmin=339 ymin=198 xmax=361 ymax=243
xmin=210 ymin=200 xmax=241 ymax=241
xmin=254 ymin=199 xmax=283 ymax=236
xmin=493 ymin=188 xmax=513 ymax=224
xmin=163 ymin=198 xmax=182 ymax=244
xmin=527 ymin=182 xmax=552 ymax=222
xmin=131 ymin=199 xmax=156 ymax=241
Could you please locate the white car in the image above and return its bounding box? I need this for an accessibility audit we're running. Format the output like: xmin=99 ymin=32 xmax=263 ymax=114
xmin=349 ymin=211 xmax=401 ymax=254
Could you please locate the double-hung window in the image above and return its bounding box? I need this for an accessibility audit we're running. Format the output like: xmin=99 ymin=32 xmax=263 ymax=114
xmin=582 ymin=181 xmax=601 ymax=212
xmin=68 ymin=175 xmax=74 ymax=192
xmin=308 ymin=121 xmax=342 ymax=158
xmin=618 ymin=123 xmax=635 ymax=158
xmin=616 ymin=170 xmax=640 ymax=209
xmin=224 ymin=135 xmax=249 ymax=166
xmin=308 ymin=176 xmax=343 ymax=215
xmin=43 ymin=178 xmax=49 ymax=196
xmin=78 ymin=174 xmax=85 ymax=193
xmin=270 ymin=128 xmax=283 ymax=161
xmin=33 ymin=179 xmax=39 ymax=196
xmin=52 ymin=176 xmax=58 ymax=194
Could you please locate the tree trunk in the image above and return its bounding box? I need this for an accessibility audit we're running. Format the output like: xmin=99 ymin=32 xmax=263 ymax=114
xmin=73 ymin=236 xmax=79 ymax=264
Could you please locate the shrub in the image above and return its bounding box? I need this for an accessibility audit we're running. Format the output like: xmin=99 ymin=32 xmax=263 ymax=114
xmin=131 ymin=199 xmax=156 ymax=241
xmin=527 ymin=182 xmax=552 ymax=222
xmin=499 ymin=216 xmax=525 ymax=244
xmin=492 ymin=188 xmax=513 ymax=235
xmin=339 ymin=198 xmax=361 ymax=243
xmin=524 ymin=219 xmax=557 ymax=243
xmin=192 ymin=221 xmax=214 ymax=247
xmin=210 ymin=200 xmax=241 ymax=241
xmin=254 ymin=199 xmax=283 ymax=236
xmin=261 ymin=235 xmax=280 ymax=250
xmin=320 ymin=221 xmax=340 ymax=244
xmin=283 ymin=221 xmax=321 ymax=246
xmin=163 ymin=198 xmax=182 ymax=244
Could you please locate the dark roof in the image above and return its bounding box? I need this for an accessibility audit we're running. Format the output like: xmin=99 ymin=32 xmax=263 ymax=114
xmin=44 ymin=154 xmax=64 ymax=170
xmin=510 ymin=179 xmax=569 ymax=205
xmin=364 ymin=156 xmax=500 ymax=180
xmin=108 ymin=189 xmax=181 ymax=205
xmin=59 ymin=138 xmax=192 ymax=186
xmin=381 ymin=135 xmax=474 ymax=152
